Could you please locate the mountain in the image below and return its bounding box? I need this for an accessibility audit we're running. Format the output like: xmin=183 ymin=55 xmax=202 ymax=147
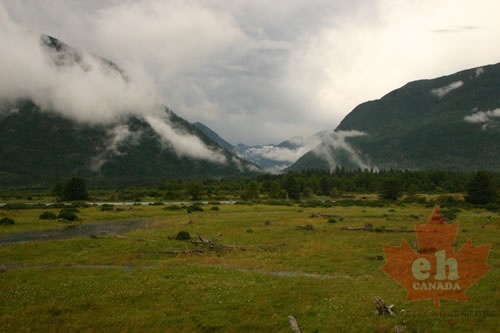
xmin=193 ymin=122 xmax=235 ymax=153
xmin=193 ymin=122 xmax=330 ymax=173
xmin=0 ymin=36 xmax=259 ymax=186
xmin=233 ymin=131 xmax=332 ymax=173
xmin=289 ymin=63 xmax=500 ymax=172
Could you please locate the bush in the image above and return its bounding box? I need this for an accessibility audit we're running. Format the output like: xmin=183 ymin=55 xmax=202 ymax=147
xmin=57 ymin=209 xmax=78 ymax=221
xmin=48 ymin=203 xmax=66 ymax=209
xmin=186 ymin=204 xmax=204 ymax=213
xmin=39 ymin=211 xmax=57 ymax=220
xmin=0 ymin=203 xmax=29 ymax=210
xmin=440 ymin=208 xmax=460 ymax=222
xmin=266 ymin=200 xmax=293 ymax=206
xmin=328 ymin=218 xmax=337 ymax=224
xmin=175 ymin=231 xmax=191 ymax=240
xmin=100 ymin=204 xmax=114 ymax=211
xmin=436 ymin=195 xmax=462 ymax=207
xmin=163 ymin=205 xmax=182 ymax=211
xmin=0 ymin=217 xmax=15 ymax=225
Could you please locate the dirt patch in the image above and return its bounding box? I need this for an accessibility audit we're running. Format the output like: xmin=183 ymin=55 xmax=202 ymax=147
xmin=0 ymin=219 xmax=151 ymax=245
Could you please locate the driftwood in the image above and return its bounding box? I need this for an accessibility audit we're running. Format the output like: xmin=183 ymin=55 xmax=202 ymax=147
xmin=137 ymin=249 xmax=205 ymax=255
xmin=156 ymin=249 xmax=205 ymax=254
xmin=296 ymin=224 xmax=314 ymax=231
xmin=310 ymin=213 xmax=335 ymax=218
xmin=375 ymin=297 xmax=395 ymax=316
xmin=141 ymin=234 xmax=245 ymax=256
xmin=190 ymin=234 xmax=241 ymax=249
xmin=341 ymin=226 xmax=414 ymax=232
xmin=394 ymin=325 xmax=406 ymax=333
xmin=115 ymin=235 xmax=158 ymax=242
xmin=288 ymin=316 xmax=301 ymax=333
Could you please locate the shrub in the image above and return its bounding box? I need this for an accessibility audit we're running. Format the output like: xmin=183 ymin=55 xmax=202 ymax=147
xmin=186 ymin=204 xmax=204 ymax=213
xmin=440 ymin=208 xmax=460 ymax=222
xmin=57 ymin=209 xmax=78 ymax=221
xmin=211 ymin=206 xmax=220 ymax=211
xmin=436 ymin=195 xmax=462 ymax=207
xmin=0 ymin=217 xmax=15 ymax=225
xmin=48 ymin=203 xmax=66 ymax=209
xmin=0 ymin=203 xmax=29 ymax=210
xmin=327 ymin=218 xmax=337 ymax=224
xmin=39 ymin=211 xmax=57 ymax=220
xmin=163 ymin=205 xmax=182 ymax=211
xmin=175 ymin=231 xmax=191 ymax=240
xmin=100 ymin=204 xmax=114 ymax=211
xmin=266 ymin=200 xmax=293 ymax=206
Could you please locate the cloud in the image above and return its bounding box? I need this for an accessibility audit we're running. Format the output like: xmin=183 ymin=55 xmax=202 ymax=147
xmin=90 ymin=0 xmax=244 ymax=83
xmin=144 ymin=114 xmax=226 ymax=163
xmin=313 ymin=130 xmax=373 ymax=171
xmin=432 ymin=25 xmax=478 ymax=33
xmin=250 ymin=145 xmax=314 ymax=163
xmin=431 ymin=81 xmax=464 ymax=98
xmin=464 ymin=108 xmax=500 ymax=129
xmin=3 ymin=0 xmax=500 ymax=146
xmin=0 ymin=2 xmax=227 ymax=164
xmin=475 ymin=67 xmax=484 ymax=78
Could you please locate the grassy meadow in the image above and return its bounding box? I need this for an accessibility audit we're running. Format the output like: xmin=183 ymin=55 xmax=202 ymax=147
xmin=0 ymin=200 xmax=498 ymax=332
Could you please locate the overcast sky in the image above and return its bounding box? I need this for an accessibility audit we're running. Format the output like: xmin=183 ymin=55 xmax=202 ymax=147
xmin=2 ymin=0 xmax=500 ymax=145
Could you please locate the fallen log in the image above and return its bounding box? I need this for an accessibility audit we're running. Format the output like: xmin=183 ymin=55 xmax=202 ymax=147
xmin=341 ymin=226 xmax=414 ymax=232
xmin=191 ymin=234 xmax=243 ymax=250
xmin=296 ymin=224 xmax=314 ymax=231
xmin=341 ymin=226 xmax=372 ymax=231
xmin=139 ymin=249 xmax=205 ymax=255
xmin=375 ymin=296 xmax=396 ymax=316
xmin=115 ymin=235 xmax=158 ymax=242
xmin=310 ymin=213 xmax=335 ymax=218
xmin=288 ymin=315 xmax=301 ymax=333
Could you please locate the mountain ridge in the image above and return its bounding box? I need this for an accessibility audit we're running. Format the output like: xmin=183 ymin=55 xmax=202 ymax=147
xmin=193 ymin=122 xmax=331 ymax=173
xmin=289 ymin=62 xmax=500 ymax=172
xmin=0 ymin=36 xmax=259 ymax=186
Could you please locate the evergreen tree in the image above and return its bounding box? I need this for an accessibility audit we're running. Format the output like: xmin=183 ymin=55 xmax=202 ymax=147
xmin=380 ymin=178 xmax=403 ymax=201
xmin=186 ymin=181 xmax=203 ymax=201
xmin=465 ymin=171 xmax=497 ymax=205
xmin=62 ymin=177 xmax=89 ymax=201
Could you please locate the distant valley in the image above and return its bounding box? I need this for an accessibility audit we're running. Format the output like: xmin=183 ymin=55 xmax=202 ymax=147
xmin=1 ymin=35 xmax=499 ymax=187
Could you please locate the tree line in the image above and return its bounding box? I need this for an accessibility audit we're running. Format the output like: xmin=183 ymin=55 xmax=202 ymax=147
xmin=51 ymin=169 xmax=498 ymax=207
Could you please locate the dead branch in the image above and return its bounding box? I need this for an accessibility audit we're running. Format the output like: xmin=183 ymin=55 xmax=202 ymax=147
xmin=191 ymin=234 xmax=243 ymax=250
xmin=375 ymin=296 xmax=396 ymax=316
xmin=341 ymin=226 xmax=414 ymax=232
xmin=138 ymin=249 xmax=205 ymax=255
xmin=394 ymin=325 xmax=406 ymax=333
xmin=341 ymin=226 xmax=372 ymax=231
xmin=115 ymin=235 xmax=158 ymax=242
xmin=310 ymin=213 xmax=335 ymax=218
xmin=296 ymin=224 xmax=314 ymax=231
xmin=288 ymin=315 xmax=301 ymax=333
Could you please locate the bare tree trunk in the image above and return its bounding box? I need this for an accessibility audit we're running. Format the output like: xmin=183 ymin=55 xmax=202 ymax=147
xmin=288 ymin=316 xmax=301 ymax=333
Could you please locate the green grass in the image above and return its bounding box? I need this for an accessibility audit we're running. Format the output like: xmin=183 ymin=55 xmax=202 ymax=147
xmin=0 ymin=202 xmax=498 ymax=332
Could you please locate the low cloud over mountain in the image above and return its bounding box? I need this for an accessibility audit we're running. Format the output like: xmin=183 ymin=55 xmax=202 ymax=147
xmin=0 ymin=6 xmax=226 ymax=164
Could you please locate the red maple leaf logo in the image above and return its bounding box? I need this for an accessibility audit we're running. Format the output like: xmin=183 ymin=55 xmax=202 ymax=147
xmin=381 ymin=207 xmax=492 ymax=307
